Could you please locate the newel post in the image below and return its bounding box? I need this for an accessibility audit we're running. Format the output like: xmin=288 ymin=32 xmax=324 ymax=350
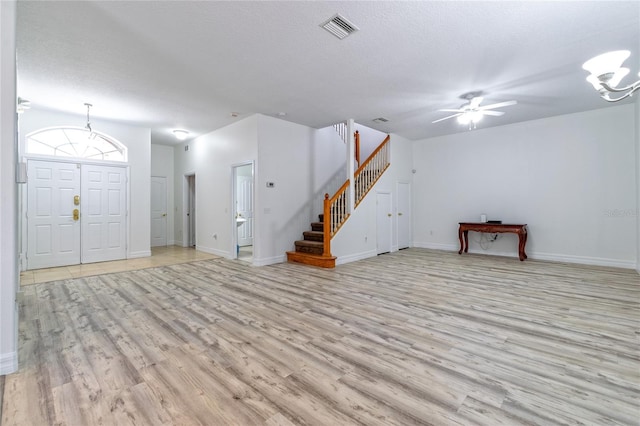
xmin=323 ymin=193 xmax=331 ymax=257
xmin=346 ymin=119 xmax=355 ymax=214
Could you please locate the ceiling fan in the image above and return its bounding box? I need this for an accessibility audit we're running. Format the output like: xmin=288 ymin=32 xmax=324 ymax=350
xmin=432 ymin=91 xmax=517 ymax=128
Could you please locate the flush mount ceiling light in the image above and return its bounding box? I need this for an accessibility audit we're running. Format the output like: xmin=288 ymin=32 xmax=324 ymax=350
xmin=173 ymin=129 xmax=189 ymax=140
xmin=582 ymin=50 xmax=640 ymax=102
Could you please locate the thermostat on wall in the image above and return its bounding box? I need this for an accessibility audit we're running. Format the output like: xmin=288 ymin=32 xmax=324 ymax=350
xmin=266 ymin=182 xmax=275 ymax=188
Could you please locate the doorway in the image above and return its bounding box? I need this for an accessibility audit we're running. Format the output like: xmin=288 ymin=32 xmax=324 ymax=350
xmin=26 ymin=159 xmax=127 ymax=269
xmin=232 ymin=162 xmax=254 ymax=262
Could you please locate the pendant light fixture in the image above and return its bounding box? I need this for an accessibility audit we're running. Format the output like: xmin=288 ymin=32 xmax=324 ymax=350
xmin=582 ymin=50 xmax=640 ymax=102
xmin=84 ymin=103 xmax=93 ymax=132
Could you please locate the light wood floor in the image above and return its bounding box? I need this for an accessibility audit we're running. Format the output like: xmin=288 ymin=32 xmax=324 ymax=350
xmin=20 ymin=246 xmax=220 ymax=285
xmin=2 ymin=249 xmax=639 ymax=425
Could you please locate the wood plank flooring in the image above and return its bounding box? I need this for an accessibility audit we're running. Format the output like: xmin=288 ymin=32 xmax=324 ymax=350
xmin=2 ymin=249 xmax=639 ymax=425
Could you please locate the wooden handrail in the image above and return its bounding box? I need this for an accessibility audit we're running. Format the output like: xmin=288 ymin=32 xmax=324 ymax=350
xmin=355 ymin=134 xmax=390 ymax=176
xmin=321 ymin=133 xmax=390 ymax=258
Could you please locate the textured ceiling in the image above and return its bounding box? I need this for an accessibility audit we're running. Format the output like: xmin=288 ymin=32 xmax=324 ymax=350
xmin=16 ymin=1 xmax=640 ymax=145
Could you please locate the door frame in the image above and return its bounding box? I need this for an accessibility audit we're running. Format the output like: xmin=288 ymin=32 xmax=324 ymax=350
xmin=182 ymin=173 xmax=196 ymax=247
xmin=231 ymin=161 xmax=254 ymax=261
xmin=21 ymin=156 xmax=130 ymax=271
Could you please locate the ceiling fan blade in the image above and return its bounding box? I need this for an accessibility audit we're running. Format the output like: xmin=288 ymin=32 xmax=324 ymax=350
xmin=479 ymin=100 xmax=517 ymax=110
xmin=469 ymin=96 xmax=483 ymax=109
xmin=437 ymin=108 xmax=465 ymax=113
xmin=432 ymin=113 xmax=462 ymax=123
xmin=481 ymin=110 xmax=505 ymax=116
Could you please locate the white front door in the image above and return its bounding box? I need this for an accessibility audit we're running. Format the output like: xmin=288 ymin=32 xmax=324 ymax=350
xmin=81 ymin=164 xmax=127 ymax=263
xmin=27 ymin=160 xmax=127 ymax=269
xmin=150 ymin=176 xmax=167 ymax=247
xmin=27 ymin=160 xmax=81 ymax=269
xmin=376 ymin=191 xmax=392 ymax=255
xmin=237 ymin=174 xmax=253 ymax=247
xmin=397 ymin=182 xmax=411 ymax=249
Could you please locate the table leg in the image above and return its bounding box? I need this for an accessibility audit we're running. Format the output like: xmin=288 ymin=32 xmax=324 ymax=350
xmin=518 ymin=231 xmax=527 ymax=261
xmin=458 ymin=228 xmax=464 ymax=254
xmin=463 ymin=230 xmax=469 ymax=253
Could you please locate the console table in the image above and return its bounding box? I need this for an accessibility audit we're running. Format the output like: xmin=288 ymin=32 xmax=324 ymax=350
xmin=458 ymin=222 xmax=528 ymax=261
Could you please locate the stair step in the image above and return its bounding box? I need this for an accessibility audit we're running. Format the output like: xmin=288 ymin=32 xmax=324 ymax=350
xmin=303 ymin=231 xmax=323 ymax=242
xmin=311 ymin=222 xmax=323 ymax=232
xmin=318 ymin=213 xmax=324 ymax=223
xmin=286 ymin=251 xmax=336 ymax=268
xmin=294 ymin=240 xmax=323 ymax=255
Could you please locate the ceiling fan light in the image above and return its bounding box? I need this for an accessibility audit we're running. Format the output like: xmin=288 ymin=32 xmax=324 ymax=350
xmin=470 ymin=111 xmax=484 ymax=123
xmin=173 ymin=129 xmax=189 ymax=140
xmin=582 ymin=50 xmax=630 ymax=78
xmin=457 ymin=114 xmax=471 ymax=125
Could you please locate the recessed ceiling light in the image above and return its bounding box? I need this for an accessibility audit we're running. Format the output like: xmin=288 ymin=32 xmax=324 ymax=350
xmin=231 ymin=112 xmax=239 ymax=117
xmin=372 ymin=117 xmax=389 ymax=123
xmin=173 ymin=129 xmax=189 ymax=140
xmin=277 ymin=112 xmax=287 ymax=116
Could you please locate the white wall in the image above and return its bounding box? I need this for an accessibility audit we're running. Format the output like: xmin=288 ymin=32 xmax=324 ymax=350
xmin=413 ymin=105 xmax=637 ymax=268
xmin=255 ymin=115 xmax=319 ymax=265
xmin=174 ymin=115 xmax=258 ymax=257
xmin=19 ymin=108 xmax=152 ymax=259
xmin=0 ymin=0 xmax=18 ymax=375
xmin=151 ymin=144 xmax=175 ymax=245
xmin=310 ymin=126 xmax=346 ymax=219
xmin=332 ymin=134 xmax=414 ymax=264
xmin=636 ymin=95 xmax=640 ymax=273
xmin=354 ymin=123 xmax=388 ymax=164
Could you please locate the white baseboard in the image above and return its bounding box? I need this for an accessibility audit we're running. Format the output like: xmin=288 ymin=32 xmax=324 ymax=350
xmin=253 ymin=255 xmax=286 ymax=267
xmin=530 ymin=252 xmax=636 ymax=270
xmin=413 ymin=242 xmax=458 ymax=251
xmin=412 ymin=241 xmax=636 ymax=269
xmin=128 ymin=250 xmax=151 ymax=259
xmin=0 ymin=351 xmax=18 ymax=375
xmin=196 ymin=245 xmax=228 ymax=258
xmin=336 ymin=249 xmax=377 ymax=266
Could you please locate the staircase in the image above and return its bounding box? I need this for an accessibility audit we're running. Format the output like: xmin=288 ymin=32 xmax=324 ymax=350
xmin=286 ymin=214 xmax=337 ymax=268
xmin=286 ymin=132 xmax=390 ymax=268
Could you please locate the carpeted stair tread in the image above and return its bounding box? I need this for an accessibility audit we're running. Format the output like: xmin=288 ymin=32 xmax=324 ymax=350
xmin=311 ymin=222 xmax=323 ymax=232
xmin=303 ymin=231 xmax=324 ymax=242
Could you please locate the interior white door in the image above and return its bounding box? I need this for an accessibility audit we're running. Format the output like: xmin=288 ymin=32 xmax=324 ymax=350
xmin=397 ymin=182 xmax=411 ymax=249
xmin=237 ymin=174 xmax=253 ymax=246
xmin=27 ymin=160 xmax=81 ymax=269
xmin=81 ymin=164 xmax=127 ymax=263
xmin=188 ymin=175 xmax=196 ymax=247
xmin=150 ymin=176 xmax=167 ymax=247
xmin=376 ymin=191 xmax=392 ymax=254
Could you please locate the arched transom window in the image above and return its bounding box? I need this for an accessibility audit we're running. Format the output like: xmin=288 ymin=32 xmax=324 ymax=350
xmin=26 ymin=127 xmax=127 ymax=162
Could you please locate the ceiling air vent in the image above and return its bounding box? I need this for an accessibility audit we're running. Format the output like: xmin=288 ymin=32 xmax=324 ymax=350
xmin=373 ymin=117 xmax=389 ymax=123
xmin=321 ymin=14 xmax=359 ymax=39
